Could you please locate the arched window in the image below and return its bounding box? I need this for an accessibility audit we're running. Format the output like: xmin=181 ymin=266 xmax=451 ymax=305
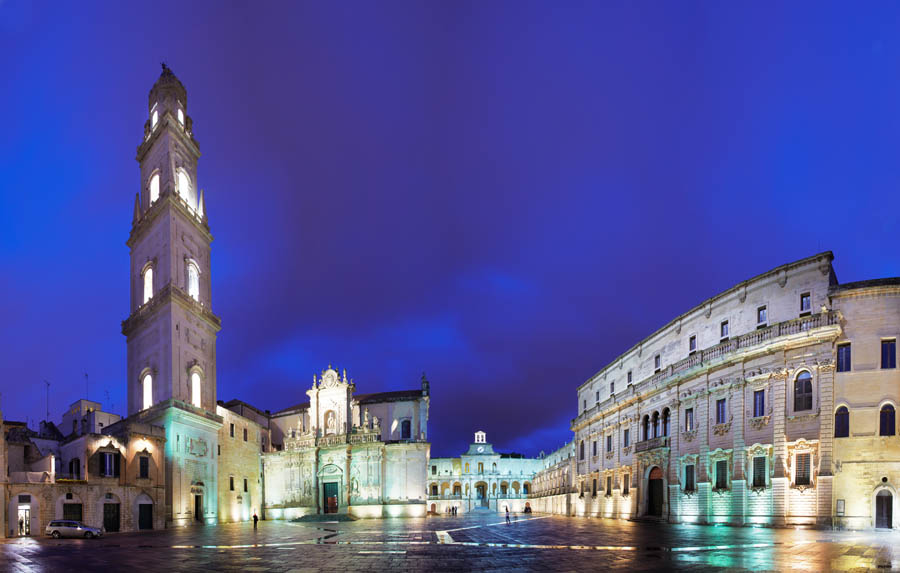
xmin=151 ymin=108 xmax=158 ymax=129
xmin=651 ymin=412 xmax=660 ymax=438
xmin=149 ymin=173 xmax=160 ymax=204
xmin=880 ymin=404 xmax=896 ymax=436
xmin=834 ymin=406 xmax=850 ymax=438
xmin=191 ymin=372 xmax=202 ymax=408
xmin=401 ymin=419 xmax=411 ymax=440
xmin=465 ymin=463 xmax=470 ymax=473
xmin=523 ymin=482 xmax=530 ymax=494
xmin=642 ymin=415 xmax=650 ymax=441
xmin=177 ymin=108 xmax=185 ymax=125
xmin=142 ymin=373 xmax=153 ymax=410
xmin=662 ymin=408 xmax=670 ymax=437
xmin=142 ymin=266 xmax=154 ymax=305
xmin=794 ymin=371 xmax=813 ymax=411
xmin=579 ymin=440 xmax=585 ymax=460
xmin=187 ymin=261 xmax=200 ymax=301
xmin=177 ymin=169 xmax=192 ymax=205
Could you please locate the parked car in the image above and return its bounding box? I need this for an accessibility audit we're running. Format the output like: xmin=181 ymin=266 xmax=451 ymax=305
xmin=45 ymin=520 xmax=103 ymax=539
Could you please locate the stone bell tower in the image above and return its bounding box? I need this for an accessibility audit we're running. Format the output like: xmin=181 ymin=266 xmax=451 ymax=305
xmin=122 ymin=64 xmax=222 ymax=527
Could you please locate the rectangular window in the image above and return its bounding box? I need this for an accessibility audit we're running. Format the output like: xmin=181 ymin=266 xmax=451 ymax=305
xmin=685 ymin=408 xmax=694 ymax=432
xmin=689 ymin=335 xmax=697 ymax=353
xmin=720 ymin=320 xmax=729 ymax=340
xmin=654 ymin=354 xmax=661 ymax=372
xmin=837 ymin=343 xmax=851 ymax=372
xmin=139 ymin=456 xmax=149 ymax=479
xmin=606 ymin=435 xmax=612 ymax=453
xmin=753 ymin=456 xmax=766 ymax=488
xmin=244 ymin=478 xmax=248 ymax=493
xmin=592 ymin=479 xmax=597 ymax=496
xmin=623 ymin=428 xmax=630 ymax=447
xmin=795 ymin=453 xmax=811 ymax=486
xmin=229 ymin=476 xmax=234 ymax=491
xmin=716 ymin=399 xmax=726 ymax=424
xmin=610 ymin=382 xmax=614 ymax=395
xmin=596 ymin=390 xmax=600 ymax=403
xmin=230 ymin=423 xmax=235 ymax=438
xmin=800 ymin=292 xmax=811 ymax=314
xmin=685 ymin=464 xmax=695 ymax=492
xmin=217 ymin=445 xmax=221 ymax=456
xmin=583 ymin=399 xmax=587 ymax=412
xmin=432 ymin=465 xmax=437 ymax=475
xmin=753 ymin=390 xmax=765 ymax=417
xmin=627 ymin=371 xmax=633 ymax=384
xmin=715 ymin=460 xmax=727 ymax=489
xmin=882 ymin=340 xmax=897 ymax=369
xmin=592 ymin=441 xmax=597 ymax=457
xmin=606 ymin=476 xmax=612 ymax=495
xmin=623 ymin=475 xmax=630 ymax=496
xmin=757 ymin=306 xmax=767 ymax=327
xmin=243 ymin=428 xmax=248 ymax=442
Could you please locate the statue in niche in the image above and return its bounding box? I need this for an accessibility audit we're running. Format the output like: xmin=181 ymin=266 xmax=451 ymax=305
xmin=363 ymin=408 xmax=370 ymax=428
xmin=326 ymin=411 xmax=336 ymax=434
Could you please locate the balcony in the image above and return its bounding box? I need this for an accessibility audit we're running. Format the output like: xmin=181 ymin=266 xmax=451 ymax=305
xmin=633 ymin=435 xmax=668 ymax=453
xmin=573 ymin=311 xmax=840 ymax=427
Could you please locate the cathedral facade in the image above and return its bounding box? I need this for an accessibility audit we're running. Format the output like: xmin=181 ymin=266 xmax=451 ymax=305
xmin=260 ymin=369 xmax=431 ymax=519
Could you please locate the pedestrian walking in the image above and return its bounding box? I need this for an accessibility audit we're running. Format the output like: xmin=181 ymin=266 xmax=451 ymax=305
xmin=505 ymin=506 xmax=510 ymax=525
xmin=253 ymin=513 xmax=258 ymax=529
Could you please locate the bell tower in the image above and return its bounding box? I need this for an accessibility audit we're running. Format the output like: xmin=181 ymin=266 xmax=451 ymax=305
xmin=123 ymin=64 xmax=222 ymax=527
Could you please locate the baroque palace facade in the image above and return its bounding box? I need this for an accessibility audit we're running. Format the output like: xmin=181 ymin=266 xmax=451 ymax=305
xmin=528 ymin=251 xmax=900 ymax=529
xmin=427 ymin=431 xmax=543 ymax=514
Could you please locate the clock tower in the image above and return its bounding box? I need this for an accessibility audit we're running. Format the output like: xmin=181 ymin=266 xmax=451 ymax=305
xmin=122 ymin=64 xmax=223 ymax=527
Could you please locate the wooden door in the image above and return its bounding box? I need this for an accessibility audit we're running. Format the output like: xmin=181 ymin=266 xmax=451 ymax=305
xmin=138 ymin=504 xmax=153 ymax=530
xmin=876 ymin=492 xmax=892 ymax=528
xmin=103 ymin=503 xmax=120 ymax=532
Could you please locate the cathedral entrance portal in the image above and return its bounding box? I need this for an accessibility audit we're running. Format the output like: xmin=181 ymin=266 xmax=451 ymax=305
xmin=323 ymin=482 xmax=339 ymax=514
xmin=647 ymin=466 xmax=664 ymax=517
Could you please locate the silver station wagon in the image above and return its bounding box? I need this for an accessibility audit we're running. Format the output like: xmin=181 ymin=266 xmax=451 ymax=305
xmin=45 ymin=520 xmax=103 ymax=539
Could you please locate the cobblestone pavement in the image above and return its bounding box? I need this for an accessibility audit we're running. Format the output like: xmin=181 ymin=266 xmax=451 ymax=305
xmin=3 ymin=513 xmax=900 ymax=572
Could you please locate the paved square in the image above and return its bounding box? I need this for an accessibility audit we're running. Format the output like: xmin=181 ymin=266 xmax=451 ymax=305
xmin=3 ymin=513 xmax=900 ymax=571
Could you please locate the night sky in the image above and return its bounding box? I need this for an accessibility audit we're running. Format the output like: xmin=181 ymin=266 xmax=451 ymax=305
xmin=2 ymin=2 xmax=899 ymax=457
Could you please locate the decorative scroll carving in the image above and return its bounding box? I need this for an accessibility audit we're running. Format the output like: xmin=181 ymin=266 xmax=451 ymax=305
xmin=681 ymin=430 xmax=697 ymax=443
xmin=712 ymin=422 xmax=732 ymax=436
xmin=748 ymin=416 xmax=770 ymax=431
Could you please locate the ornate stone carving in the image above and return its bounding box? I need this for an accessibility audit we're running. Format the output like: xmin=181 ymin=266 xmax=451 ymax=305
xmin=748 ymin=416 xmax=770 ymax=431
xmin=681 ymin=430 xmax=697 ymax=443
xmin=712 ymin=422 xmax=732 ymax=436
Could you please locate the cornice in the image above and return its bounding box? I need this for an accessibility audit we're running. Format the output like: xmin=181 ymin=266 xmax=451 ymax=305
xmin=122 ymin=283 xmax=222 ymax=336
xmin=127 ymin=193 xmax=213 ymax=249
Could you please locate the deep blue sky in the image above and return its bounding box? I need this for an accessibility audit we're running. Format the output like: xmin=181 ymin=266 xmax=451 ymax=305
xmin=1 ymin=1 xmax=899 ymax=456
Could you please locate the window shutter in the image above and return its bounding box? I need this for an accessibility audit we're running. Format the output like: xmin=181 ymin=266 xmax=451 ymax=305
xmin=753 ymin=456 xmax=766 ymax=487
xmin=796 ymin=453 xmax=811 ymax=485
xmin=114 ymin=453 xmax=121 ymax=477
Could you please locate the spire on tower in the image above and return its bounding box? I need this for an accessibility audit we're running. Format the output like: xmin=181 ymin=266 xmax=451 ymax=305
xmin=198 ymin=189 xmax=206 ymax=222
xmin=133 ymin=193 xmax=142 ymax=223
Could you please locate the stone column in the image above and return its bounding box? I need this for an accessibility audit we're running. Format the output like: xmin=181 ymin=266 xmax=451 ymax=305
xmin=816 ymin=362 xmax=835 ymax=526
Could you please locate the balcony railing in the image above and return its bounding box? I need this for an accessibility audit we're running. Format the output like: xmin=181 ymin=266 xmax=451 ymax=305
xmin=574 ymin=311 xmax=840 ymax=426
xmin=633 ymin=435 xmax=668 ymax=453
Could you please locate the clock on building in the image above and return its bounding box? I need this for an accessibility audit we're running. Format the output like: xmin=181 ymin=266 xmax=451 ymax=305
xmin=477 ymin=446 xmax=484 ymax=453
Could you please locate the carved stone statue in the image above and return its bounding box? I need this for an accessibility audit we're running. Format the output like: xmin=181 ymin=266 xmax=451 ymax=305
xmin=326 ymin=411 xmax=336 ymax=433
xmin=364 ymin=408 xmax=370 ymax=428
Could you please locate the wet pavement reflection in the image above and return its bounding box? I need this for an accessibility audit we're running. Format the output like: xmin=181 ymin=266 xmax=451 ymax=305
xmin=2 ymin=513 xmax=899 ymax=571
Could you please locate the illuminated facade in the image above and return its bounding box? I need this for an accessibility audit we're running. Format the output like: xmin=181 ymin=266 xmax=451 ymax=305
xmin=123 ymin=64 xmax=222 ymax=527
xmin=427 ymin=431 xmax=543 ymax=514
xmin=528 ymin=441 xmax=575 ymax=515
xmin=557 ymin=252 xmax=899 ymax=528
xmin=2 ymin=400 xmax=167 ymax=537
xmin=260 ymin=368 xmax=431 ymax=519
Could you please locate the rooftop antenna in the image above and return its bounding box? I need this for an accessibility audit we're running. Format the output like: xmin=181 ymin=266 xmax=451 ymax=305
xmin=43 ymin=380 xmax=50 ymax=421
xmin=84 ymin=371 xmax=89 ymax=400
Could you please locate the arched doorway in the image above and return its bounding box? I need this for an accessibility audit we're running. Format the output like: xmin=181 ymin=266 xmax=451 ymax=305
xmin=475 ymin=482 xmax=488 ymax=507
xmin=647 ymin=466 xmax=664 ymax=517
xmin=876 ymin=490 xmax=893 ymax=529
